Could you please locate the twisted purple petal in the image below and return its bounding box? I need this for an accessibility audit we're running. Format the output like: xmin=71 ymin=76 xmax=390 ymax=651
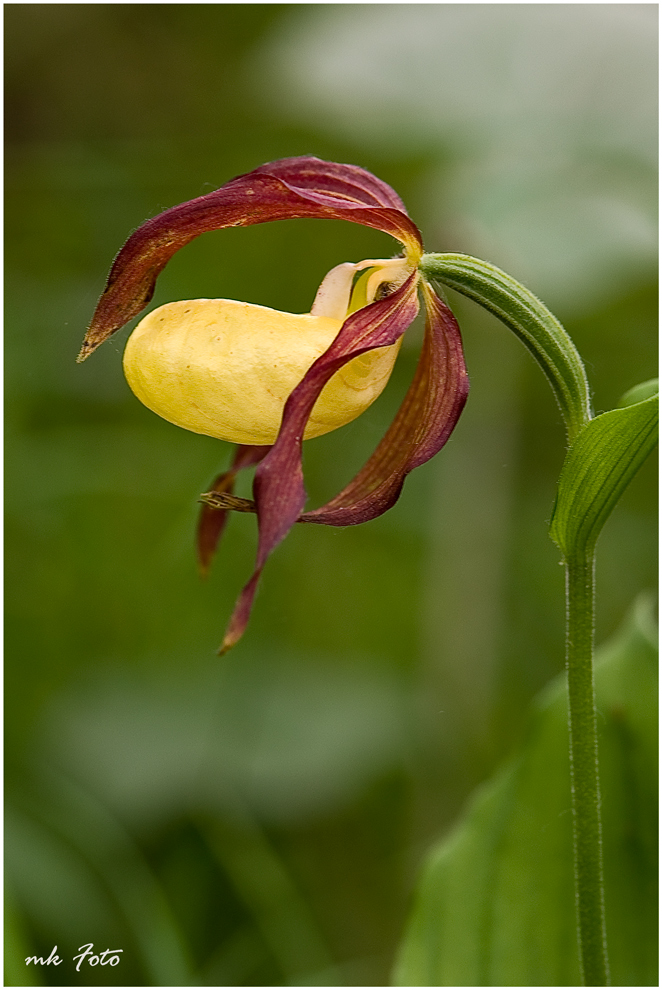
xmin=300 ymin=281 xmax=469 ymax=525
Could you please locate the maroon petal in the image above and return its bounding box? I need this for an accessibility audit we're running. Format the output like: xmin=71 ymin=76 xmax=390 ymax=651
xmin=78 ymin=157 xmax=422 ymax=361
xmin=219 ymin=273 xmax=420 ymax=653
xmin=301 ymin=280 xmax=469 ymax=525
xmin=252 ymin=157 xmax=410 ymax=212
xmin=196 ymin=444 xmax=270 ymax=577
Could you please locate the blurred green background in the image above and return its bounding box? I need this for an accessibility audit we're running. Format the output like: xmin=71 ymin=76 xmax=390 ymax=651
xmin=5 ymin=5 xmax=657 ymax=986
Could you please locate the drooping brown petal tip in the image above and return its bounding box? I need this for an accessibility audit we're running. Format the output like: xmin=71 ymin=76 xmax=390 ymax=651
xmin=76 ymin=341 xmax=93 ymax=363
xmin=79 ymin=156 xmax=423 ymax=361
xmin=218 ymin=571 xmax=262 ymax=656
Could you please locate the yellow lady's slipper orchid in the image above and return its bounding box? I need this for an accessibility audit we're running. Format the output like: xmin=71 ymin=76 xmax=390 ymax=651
xmin=79 ymin=157 xmax=469 ymax=653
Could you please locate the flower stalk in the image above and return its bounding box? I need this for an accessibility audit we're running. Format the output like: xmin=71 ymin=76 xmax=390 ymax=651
xmin=421 ymin=252 xmax=614 ymax=985
xmin=418 ymin=253 xmax=592 ymax=441
xmin=564 ymin=548 xmax=609 ymax=986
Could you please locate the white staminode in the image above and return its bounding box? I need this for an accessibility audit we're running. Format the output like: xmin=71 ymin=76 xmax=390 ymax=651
xmin=310 ymin=262 xmax=357 ymax=319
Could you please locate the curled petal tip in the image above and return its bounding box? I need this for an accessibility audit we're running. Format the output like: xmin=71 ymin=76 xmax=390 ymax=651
xmin=78 ymin=307 xmax=124 ymax=361
xmin=76 ymin=340 xmax=95 ymax=363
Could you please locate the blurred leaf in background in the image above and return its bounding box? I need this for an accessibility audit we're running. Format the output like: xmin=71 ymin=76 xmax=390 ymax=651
xmin=5 ymin=4 xmax=657 ymax=986
xmin=394 ymin=596 xmax=658 ymax=987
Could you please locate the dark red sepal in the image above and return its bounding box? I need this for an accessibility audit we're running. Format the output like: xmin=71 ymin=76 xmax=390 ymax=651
xmin=78 ymin=157 xmax=422 ymax=362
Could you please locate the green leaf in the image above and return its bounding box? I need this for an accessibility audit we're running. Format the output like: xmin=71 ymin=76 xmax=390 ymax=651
xmin=394 ymin=596 xmax=658 ymax=987
xmin=549 ymin=389 xmax=658 ymax=557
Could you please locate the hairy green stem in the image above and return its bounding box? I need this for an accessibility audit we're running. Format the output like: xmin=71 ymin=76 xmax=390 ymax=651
xmin=565 ymin=550 xmax=609 ymax=986
xmin=419 ymin=251 xmax=613 ymax=984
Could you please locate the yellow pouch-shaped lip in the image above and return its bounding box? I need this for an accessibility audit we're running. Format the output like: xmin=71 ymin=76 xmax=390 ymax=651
xmin=123 ymin=297 xmax=401 ymax=445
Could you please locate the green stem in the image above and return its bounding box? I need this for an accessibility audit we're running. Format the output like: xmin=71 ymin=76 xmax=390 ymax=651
xmin=419 ymin=251 xmax=620 ymax=983
xmin=565 ymin=550 xmax=609 ymax=986
xmin=418 ymin=252 xmax=592 ymax=442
